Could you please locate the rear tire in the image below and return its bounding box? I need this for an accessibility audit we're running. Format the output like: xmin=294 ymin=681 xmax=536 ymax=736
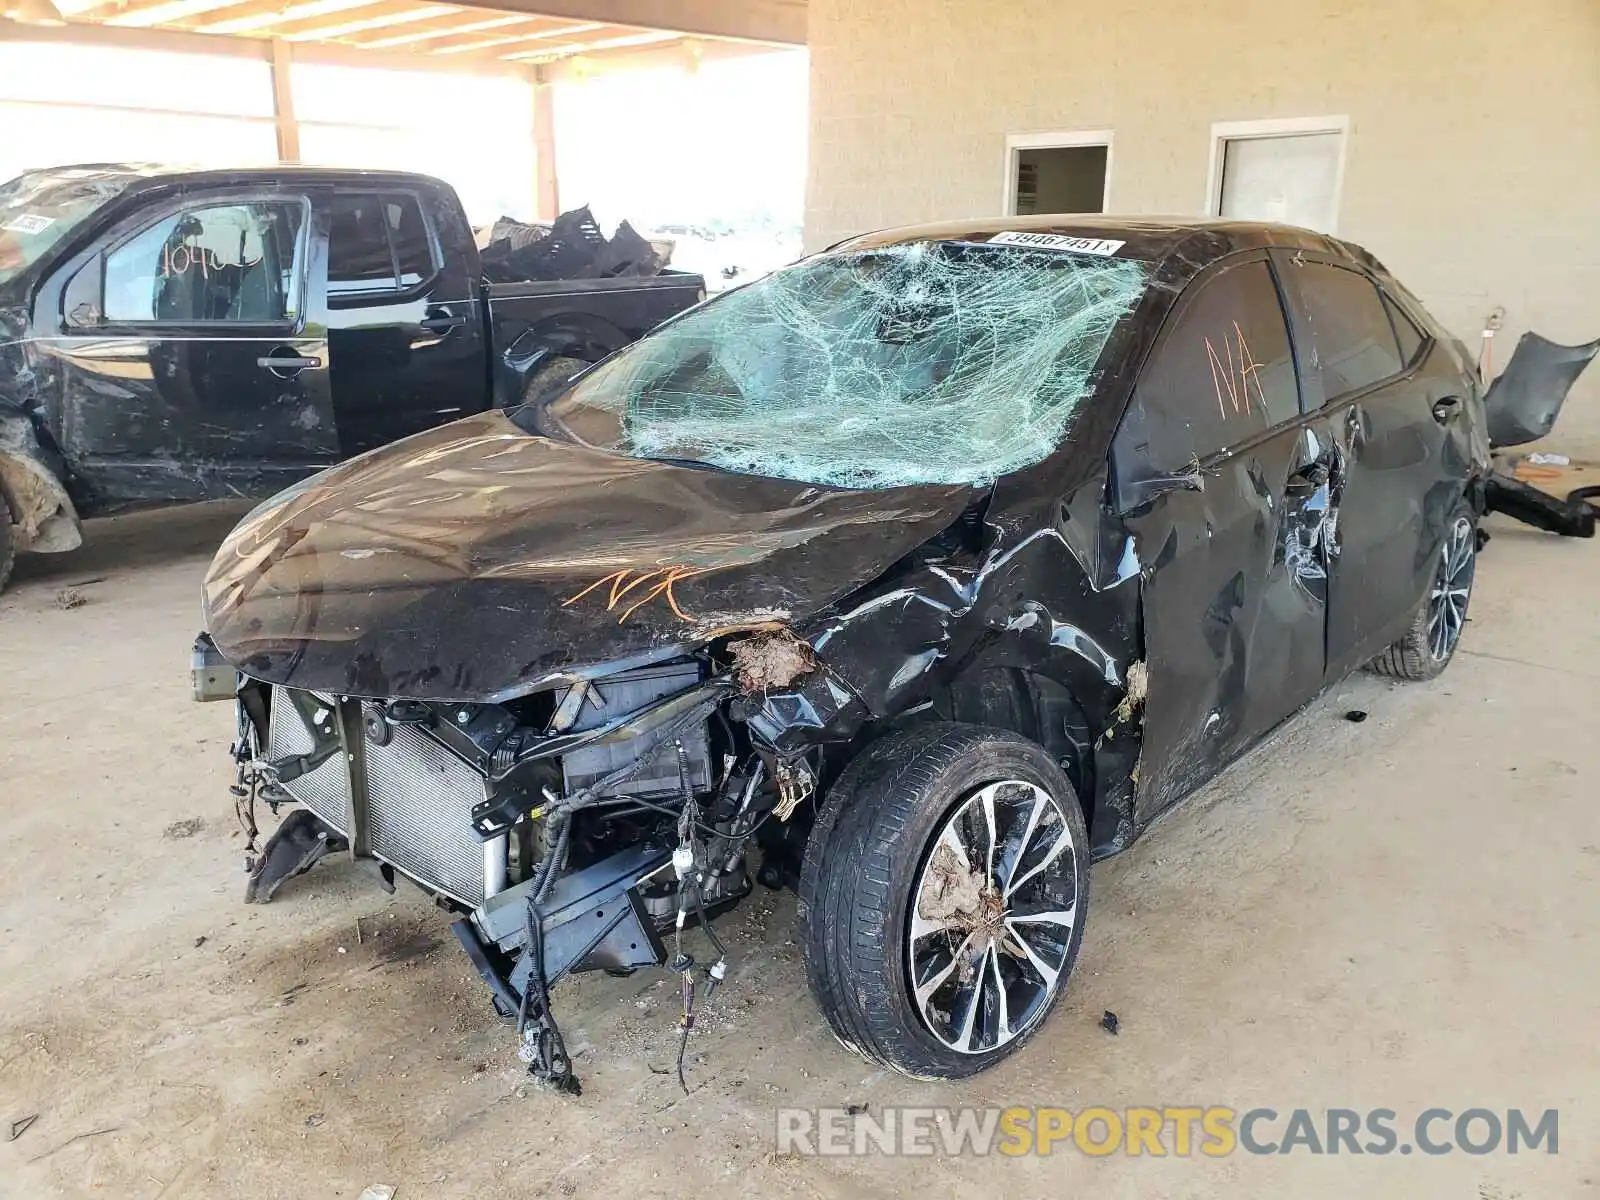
xmin=519 ymin=355 xmax=590 ymax=406
xmin=1366 ymin=509 xmax=1476 ymax=681
xmin=0 ymin=494 xmax=15 ymax=596
xmin=799 ymin=723 xmax=1089 ymax=1079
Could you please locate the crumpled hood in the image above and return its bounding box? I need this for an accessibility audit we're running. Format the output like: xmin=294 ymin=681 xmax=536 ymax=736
xmin=203 ymin=410 xmax=975 ymax=701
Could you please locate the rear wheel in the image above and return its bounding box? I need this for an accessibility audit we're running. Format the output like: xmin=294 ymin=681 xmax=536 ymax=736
xmin=0 ymin=494 xmax=15 ymax=595
xmin=799 ymin=723 xmax=1089 ymax=1079
xmin=519 ymin=355 xmax=590 ymax=405
xmin=1367 ymin=510 xmax=1476 ymax=680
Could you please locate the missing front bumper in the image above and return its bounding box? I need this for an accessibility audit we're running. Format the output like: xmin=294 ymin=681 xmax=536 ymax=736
xmin=456 ymin=842 xmax=673 ymax=1016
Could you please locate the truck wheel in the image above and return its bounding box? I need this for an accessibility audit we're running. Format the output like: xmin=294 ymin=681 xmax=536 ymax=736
xmin=1367 ymin=510 xmax=1476 ymax=680
xmin=519 ymin=355 xmax=590 ymax=405
xmin=0 ymin=494 xmax=15 ymax=595
xmin=799 ymin=723 xmax=1089 ymax=1079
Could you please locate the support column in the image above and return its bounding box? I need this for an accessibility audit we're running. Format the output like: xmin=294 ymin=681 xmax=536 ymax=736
xmin=533 ymin=67 xmax=559 ymax=221
xmin=269 ymin=38 xmax=300 ymax=163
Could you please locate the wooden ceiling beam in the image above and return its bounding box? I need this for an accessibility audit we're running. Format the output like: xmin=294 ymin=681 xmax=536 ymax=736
xmin=347 ymin=10 xmax=546 ymax=47
xmin=535 ymin=31 xmax=780 ymax=79
xmin=192 ymin=0 xmax=393 ymax=34
xmin=71 ymin=0 xmax=803 ymax=47
xmin=273 ymin=2 xmax=451 ymax=40
xmin=498 ymin=25 xmax=675 ymax=60
xmin=409 ymin=0 xmax=802 ymax=46
xmin=427 ymin=18 xmax=608 ymax=54
xmin=100 ymin=0 xmax=254 ymax=27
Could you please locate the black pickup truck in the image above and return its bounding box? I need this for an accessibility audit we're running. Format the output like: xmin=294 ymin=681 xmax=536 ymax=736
xmin=0 ymin=164 xmax=705 ymax=592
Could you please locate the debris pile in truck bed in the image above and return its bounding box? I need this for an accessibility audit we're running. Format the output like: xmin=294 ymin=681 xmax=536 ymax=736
xmin=480 ymin=205 xmax=669 ymax=283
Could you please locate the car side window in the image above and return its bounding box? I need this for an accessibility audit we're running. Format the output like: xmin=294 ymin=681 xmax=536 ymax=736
xmin=1292 ymin=263 xmax=1404 ymax=401
xmin=1382 ymin=291 xmax=1426 ymax=365
xmin=1120 ymin=258 xmax=1299 ymax=473
xmin=102 ymin=201 xmax=303 ymax=325
xmin=328 ymin=193 xmax=435 ymax=297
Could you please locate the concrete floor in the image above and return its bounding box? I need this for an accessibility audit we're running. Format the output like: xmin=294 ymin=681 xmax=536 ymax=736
xmin=0 ymin=500 xmax=1597 ymax=1199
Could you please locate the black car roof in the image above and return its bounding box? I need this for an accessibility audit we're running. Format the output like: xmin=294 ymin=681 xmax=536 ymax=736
xmin=11 ymin=162 xmax=451 ymax=194
xmin=830 ymin=214 xmax=1384 ymax=278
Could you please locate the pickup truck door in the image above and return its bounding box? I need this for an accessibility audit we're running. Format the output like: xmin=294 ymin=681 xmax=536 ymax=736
xmin=317 ymin=188 xmax=489 ymax=455
xmin=46 ymin=188 xmax=336 ymax=508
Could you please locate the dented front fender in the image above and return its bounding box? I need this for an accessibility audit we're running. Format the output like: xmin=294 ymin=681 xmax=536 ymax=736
xmin=0 ymin=411 xmax=80 ymax=553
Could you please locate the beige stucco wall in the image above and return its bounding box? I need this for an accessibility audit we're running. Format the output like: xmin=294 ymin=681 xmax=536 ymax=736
xmin=805 ymin=0 xmax=1600 ymax=447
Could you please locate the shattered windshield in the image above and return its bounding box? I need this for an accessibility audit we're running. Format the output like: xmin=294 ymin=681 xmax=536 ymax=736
xmin=0 ymin=168 xmax=132 ymax=287
xmin=529 ymin=240 xmax=1150 ymax=489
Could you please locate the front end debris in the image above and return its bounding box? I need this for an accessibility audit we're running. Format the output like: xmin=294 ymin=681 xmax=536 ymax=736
xmin=227 ymin=640 xmax=826 ymax=1092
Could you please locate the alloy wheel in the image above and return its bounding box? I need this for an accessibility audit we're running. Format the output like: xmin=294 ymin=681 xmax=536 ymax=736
xmin=1427 ymin=515 xmax=1475 ymax=661
xmin=906 ymin=779 xmax=1078 ymax=1054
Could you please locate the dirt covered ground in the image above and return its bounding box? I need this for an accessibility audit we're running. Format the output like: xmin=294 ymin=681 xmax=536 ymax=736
xmin=1 ymin=501 xmax=1597 ymax=1198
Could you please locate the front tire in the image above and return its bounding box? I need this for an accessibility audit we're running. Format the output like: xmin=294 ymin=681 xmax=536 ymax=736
xmin=799 ymin=723 xmax=1090 ymax=1079
xmin=1367 ymin=509 xmax=1477 ymax=680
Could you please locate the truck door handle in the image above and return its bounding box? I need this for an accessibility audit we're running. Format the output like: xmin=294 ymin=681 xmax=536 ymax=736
xmin=257 ymin=351 xmax=322 ymax=377
xmin=421 ymin=313 xmax=466 ymax=333
xmin=1431 ymin=394 xmax=1463 ymax=424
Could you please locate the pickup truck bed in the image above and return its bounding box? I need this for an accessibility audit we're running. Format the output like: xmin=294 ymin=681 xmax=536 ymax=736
xmin=486 ymin=273 xmax=704 ymax=407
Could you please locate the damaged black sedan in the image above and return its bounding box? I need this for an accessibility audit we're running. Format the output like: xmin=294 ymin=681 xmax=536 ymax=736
xmin=199 ymin=217 xmax=1489 ymax=1085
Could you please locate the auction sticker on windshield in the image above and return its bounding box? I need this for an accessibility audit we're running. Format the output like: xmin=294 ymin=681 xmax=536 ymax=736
xmin=2 ymin=214 xmax=56 ymax=236
xmin=988 ymin=231 xmax=1125 ymax=256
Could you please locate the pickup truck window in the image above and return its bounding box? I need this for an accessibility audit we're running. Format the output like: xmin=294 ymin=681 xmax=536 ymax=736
xmin=328 ymin=193 xmax=435 ymax=297
xmin=103 ymin=201 xmax=304 ymax=325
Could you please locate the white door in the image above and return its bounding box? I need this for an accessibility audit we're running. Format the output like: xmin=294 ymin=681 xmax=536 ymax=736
xmin=1217 ymin=131 xmax=1343 ymax=233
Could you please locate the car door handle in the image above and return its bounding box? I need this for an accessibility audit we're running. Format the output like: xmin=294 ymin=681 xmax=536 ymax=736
xmin=257 ymin=353 xmax=322 ymax=376
xmin=421 ymin=314 xmax=466 ymax=333
xmin=1431 ymin=394 xmax=1464 ymax=424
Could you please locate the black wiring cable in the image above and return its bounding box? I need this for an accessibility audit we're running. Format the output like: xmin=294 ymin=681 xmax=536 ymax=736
xmin=605 ymin=791 xmax=743 ymax=839
xmin=690 ymin=877 xmax=729 ymax=961
xmin=671 ymin=861 xmax=731 ymax=1095
xmin=516 ymin=897 xmax=537 ymax=1033
xmin=675 ymin=969 xmax=695 ymax=1094
xmin=515 ymin=813 xmax=578 ymax=1093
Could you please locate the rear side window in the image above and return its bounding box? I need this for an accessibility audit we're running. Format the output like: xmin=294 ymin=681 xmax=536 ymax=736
xmin=327 ymin=193 xmax=435 ymax=297
xmin=102 ymin=200 xmax=304 ymax=324
xmin=1121 ymin=258 xmax=1299 ymax=472
xmin=1292 ymin=263 xmax=1404 ymax=401
xmin=1383 ymin=291 xmax=1426 ymax=365
xmin=386 ymin=198 xmax=432 ymax=287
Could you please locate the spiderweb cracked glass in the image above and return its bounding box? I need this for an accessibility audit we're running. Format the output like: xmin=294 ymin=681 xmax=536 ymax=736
xmin=552 ymin=241 xmax=1150 ymax=489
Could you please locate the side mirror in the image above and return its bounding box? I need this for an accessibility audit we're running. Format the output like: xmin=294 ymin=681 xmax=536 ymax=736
xmin=62 ymin=255 xmax=104 ymax=330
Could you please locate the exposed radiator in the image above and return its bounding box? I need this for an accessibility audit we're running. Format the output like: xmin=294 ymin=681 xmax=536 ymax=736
xmin=265 ymin=688 xmax=350 ymax=827
xmin=267 ymin=687 xmax=490 ymax=905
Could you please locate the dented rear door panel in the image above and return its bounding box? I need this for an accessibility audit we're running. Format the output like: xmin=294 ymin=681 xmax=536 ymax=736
xmin=1272 ymin=254 xmax=1481 ymax=676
